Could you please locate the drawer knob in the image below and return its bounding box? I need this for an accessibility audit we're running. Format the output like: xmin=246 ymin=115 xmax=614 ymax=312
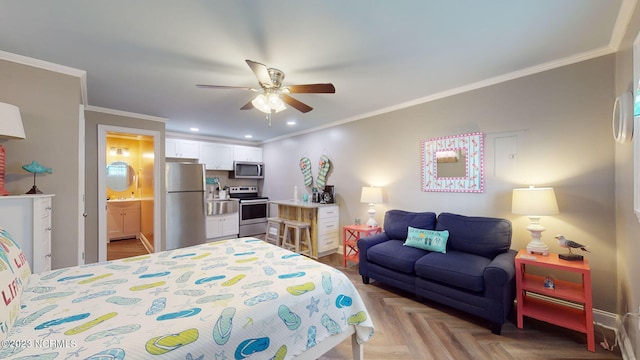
xmin=45 ymin=227 xmax=52 ymax=231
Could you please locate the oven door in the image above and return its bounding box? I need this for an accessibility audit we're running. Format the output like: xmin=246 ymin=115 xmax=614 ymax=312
xmin=239 ymin=199 xmax=268 ymax=225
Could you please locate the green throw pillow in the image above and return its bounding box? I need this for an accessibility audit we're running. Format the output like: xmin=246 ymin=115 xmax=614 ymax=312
xmin=404 ymin=227 xmax=449 ymax=253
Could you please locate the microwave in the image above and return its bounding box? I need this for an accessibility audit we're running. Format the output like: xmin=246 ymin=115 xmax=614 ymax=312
xmin=230 ymin=161 xmax=264 ymax=179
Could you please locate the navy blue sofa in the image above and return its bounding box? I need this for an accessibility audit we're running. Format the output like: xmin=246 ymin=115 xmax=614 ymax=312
xmin=358 ymin=210 xmax=516 ymax=334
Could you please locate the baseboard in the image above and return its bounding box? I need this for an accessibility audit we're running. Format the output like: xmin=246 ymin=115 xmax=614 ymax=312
xmin=139 ymin=233 xmax=154 ymax=254
xmin=617 ymin=313 xmax=639 ymax=360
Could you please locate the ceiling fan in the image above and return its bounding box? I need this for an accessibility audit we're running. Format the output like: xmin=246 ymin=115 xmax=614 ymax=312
xmin=197 ymin=60 xmax=335 ymax=125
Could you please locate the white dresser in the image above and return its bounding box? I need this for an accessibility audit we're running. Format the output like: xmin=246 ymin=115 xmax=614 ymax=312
xmin=0 ymin=194 xmax=54 ymax=272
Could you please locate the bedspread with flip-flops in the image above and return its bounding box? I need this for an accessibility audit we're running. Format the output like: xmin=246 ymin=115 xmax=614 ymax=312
xmin=2 ymin=238 xmax=374 ymax=359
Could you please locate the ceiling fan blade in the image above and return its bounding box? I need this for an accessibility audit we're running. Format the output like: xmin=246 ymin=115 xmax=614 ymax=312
xmin=196 ymin=84 xmax=255 ymax=91
xmin=281 ymin=94 xmax=313 ymax=113
xmin=285 ymin=83 xmax=335 ymax=94
xmin=240 ymin=100 xmax=254 ymax=110
xmin=246 ymin=59 xmax=273 ymax=88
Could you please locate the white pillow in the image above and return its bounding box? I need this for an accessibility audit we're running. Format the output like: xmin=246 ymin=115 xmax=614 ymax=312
xmin=0 ymin=229 xmax=31 ymax=340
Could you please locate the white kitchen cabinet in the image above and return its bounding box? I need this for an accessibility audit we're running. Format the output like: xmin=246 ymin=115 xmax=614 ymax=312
xmin=233 ymin=145 xmax=263 ymax=162
xmin=206 ymin=214 xmax=239 ymax=240
xmin=0 ymin=194 xmax=54 ymax=272
xmin=316 ymin=205 xmax=339 ymax=256
xmin=166 ymin=138 xmax=200 ymax=159
xmin=199 ymin=142 xmax=234 ymax=170
xmin=107 ymin=200 xmax=141 ymax=240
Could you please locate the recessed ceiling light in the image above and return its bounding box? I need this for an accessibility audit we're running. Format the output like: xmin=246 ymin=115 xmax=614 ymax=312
xmin=244 ymin=134 xmax=253 ymax=139
xmin=190 ymin=127 xmax=199 ymax=132
xmin=287 ymin=121 xmax=296 ymax=126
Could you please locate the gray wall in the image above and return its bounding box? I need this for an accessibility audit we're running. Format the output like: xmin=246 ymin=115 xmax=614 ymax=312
xmin=84 ymin=109 xmax=165 ymax=264
xmin=262 ymin=55 xmax=617 ymax=312
xmin=0 ymin=59 xmax=82 ymax=269
xmin=614 ymin=4 xmax=640 ymax=355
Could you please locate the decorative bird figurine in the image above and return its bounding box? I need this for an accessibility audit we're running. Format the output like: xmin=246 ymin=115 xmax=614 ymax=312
xmin=555 ymin=235 xmax=589 ymax=261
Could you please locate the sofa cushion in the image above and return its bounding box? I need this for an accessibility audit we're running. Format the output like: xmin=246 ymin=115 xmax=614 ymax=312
xmin=404 ymin=227 xmax=448 ymax=253
xmin=367 ymin=239 xmax=427 ymax=274
xmin=383 ymin=210 xmax=437 ymax=240
xmin=435 ymin=213 xmax=512 ymax=259
xmin=414 ymin=251 xmax=491 ymax=292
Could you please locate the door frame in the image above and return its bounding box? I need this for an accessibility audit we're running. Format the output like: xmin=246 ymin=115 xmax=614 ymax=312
xmin=98 ymin=125 xmax=162 ymax=262
xmin=78 ymin=105 xmax=86 ymax=264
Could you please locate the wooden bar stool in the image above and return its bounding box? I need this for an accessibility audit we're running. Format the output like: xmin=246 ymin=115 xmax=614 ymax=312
xmin=265 ymin=217 xmax=285 ymax=246
xmin=282 ymin=219 xmax=311 ymax=256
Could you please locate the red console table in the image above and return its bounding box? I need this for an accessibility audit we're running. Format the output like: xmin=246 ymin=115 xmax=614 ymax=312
xmin=515 ymin=249 xmax=594 ymax=352
xmin=342 ymin=224 xmax=381 ymax=267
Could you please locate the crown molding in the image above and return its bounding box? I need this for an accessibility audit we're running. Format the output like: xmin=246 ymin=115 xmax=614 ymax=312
xmin=85 ymin=105 xmax=167 ymax=123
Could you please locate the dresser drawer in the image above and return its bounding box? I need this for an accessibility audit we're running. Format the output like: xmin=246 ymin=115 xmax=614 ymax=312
xmin=38 ymin=197 xmax=52 ymax=218
xmin=318 ymin=206 xmax=339 ymax=219
xmin=317 ymin=232 xmax=339 ymax=252
xmin=316 ymin=218 xmax=339 ymax=235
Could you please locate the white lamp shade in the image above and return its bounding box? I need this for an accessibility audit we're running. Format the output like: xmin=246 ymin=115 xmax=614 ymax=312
xmin=512 ymin=187 xmax=559 ymax=216
xmin=360 ymin=186 xmax=382 ymax=204
xmin=0 ymin=102 xmax=26 ymax=139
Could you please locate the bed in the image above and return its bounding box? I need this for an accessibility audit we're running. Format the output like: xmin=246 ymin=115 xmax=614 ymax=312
xmin=0 ymin=229 xmax=374 ymax=359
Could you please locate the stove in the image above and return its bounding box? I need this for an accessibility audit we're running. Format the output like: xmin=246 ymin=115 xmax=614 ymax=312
xmin=229 ymin=186 xmax=269 ymax=237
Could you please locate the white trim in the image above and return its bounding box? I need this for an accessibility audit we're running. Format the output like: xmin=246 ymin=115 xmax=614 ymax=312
xmin=0 ymin=50 xmax=88 ymax=106
xmin=86 ymin=105 xmax=167 ymax=123
xmin=610 ymin=0 xmax=639 ymax=51
xmin=634 ymin=32 xmax=640 ymax=223
xmin=262 ymin=46 xmax=615 ymax=144
xmin=165 ymin=131 xmax=261 ymax=146
xmin=98 ymin=125 xmax=163 ymax=262
xmin=78 ymin=105 xmax=86 ymax=265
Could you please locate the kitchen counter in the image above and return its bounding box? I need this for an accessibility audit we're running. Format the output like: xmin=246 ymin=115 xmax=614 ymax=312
xmin=269 ymin=199 xmax=336 ymax=208
xmin=270 ymin=200 xmax=340 ymax=258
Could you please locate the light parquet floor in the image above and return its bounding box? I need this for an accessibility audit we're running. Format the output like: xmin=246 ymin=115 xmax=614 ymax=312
xmin=108 ymin=240 xmax=621 ymax=360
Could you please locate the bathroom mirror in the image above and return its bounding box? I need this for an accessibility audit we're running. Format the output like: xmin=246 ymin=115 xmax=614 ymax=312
xmin=421 ymin=132 xmax=484 ymax=193
xmin=106 ymin=161 xmax=135 ymax=191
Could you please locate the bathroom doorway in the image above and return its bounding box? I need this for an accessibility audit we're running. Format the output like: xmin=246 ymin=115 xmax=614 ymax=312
xmin=98 ymin=125 xmax=162 ymax=262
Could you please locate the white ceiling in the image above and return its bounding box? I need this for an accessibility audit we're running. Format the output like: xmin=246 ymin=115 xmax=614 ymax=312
xmin=0 ymin=1 xmax=632 ymax=143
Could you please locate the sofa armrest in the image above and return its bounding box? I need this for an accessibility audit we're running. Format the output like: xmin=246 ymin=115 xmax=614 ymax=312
xmin=483 ymin=249 xmax=517 ymax=287
xmin=357 ymin=232 xmax=390 ymax=253
xmin=357 ymin=232 xmax=390 ymax=279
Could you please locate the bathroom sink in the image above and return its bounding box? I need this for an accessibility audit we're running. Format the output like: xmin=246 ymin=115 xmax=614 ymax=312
xmin=207 ymin=199 xmax=238 ymax=215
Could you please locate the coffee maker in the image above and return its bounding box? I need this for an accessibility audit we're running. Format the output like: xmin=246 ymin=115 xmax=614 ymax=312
xmin=313 ymin=185 xmax=334 ymax=204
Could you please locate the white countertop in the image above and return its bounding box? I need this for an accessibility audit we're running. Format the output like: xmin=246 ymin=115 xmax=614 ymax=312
xmin=269 ymin=199 xmax=337 ymax=208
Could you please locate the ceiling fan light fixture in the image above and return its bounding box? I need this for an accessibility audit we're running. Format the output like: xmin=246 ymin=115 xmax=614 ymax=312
xmin=252 ymin=93 xmax=286 ymax=114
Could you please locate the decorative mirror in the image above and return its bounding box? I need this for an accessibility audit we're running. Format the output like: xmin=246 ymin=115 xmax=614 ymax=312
xmin=421 ymin=132 xmax=484 ymax=192
xmin=106 ymin=161 xmax=135 ymax=192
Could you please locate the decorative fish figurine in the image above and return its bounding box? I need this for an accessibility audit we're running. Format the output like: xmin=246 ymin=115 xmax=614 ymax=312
xmin=22 ymin=161 xmax=53 ymax=174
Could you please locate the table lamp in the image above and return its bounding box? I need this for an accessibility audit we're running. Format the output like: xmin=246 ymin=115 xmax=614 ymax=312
xmin=360 ymin=186 xmax=382 ymax=227
xmin=512 ymin=186 xmax=559 ymax=256
xmin=0 ymin=102 xmax=26 ymax=196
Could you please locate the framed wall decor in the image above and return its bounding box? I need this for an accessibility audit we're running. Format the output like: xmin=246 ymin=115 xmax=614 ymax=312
xmin=421 ymin=132 xmax=484 ymax=193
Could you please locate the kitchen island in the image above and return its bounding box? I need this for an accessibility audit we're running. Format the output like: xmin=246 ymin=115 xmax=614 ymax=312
xmin=270 ymin=200 xmax=339 ymax=258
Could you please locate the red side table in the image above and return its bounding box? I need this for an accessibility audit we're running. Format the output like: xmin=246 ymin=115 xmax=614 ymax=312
xmin=342 ymin=224 xmax=382 ymax=267
xmin=515 ymin=249 xmax=594 ymax=352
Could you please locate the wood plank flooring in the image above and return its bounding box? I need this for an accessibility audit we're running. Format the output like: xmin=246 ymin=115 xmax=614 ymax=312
xmin=107 ymin=238 xmax=148 ymax=261
xmin=105 ymin=240 xmax=621 ymax=359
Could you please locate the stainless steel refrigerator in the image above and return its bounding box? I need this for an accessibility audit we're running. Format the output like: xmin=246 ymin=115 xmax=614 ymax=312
xmin=166 ymin=162 xmax=206 ymax=250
